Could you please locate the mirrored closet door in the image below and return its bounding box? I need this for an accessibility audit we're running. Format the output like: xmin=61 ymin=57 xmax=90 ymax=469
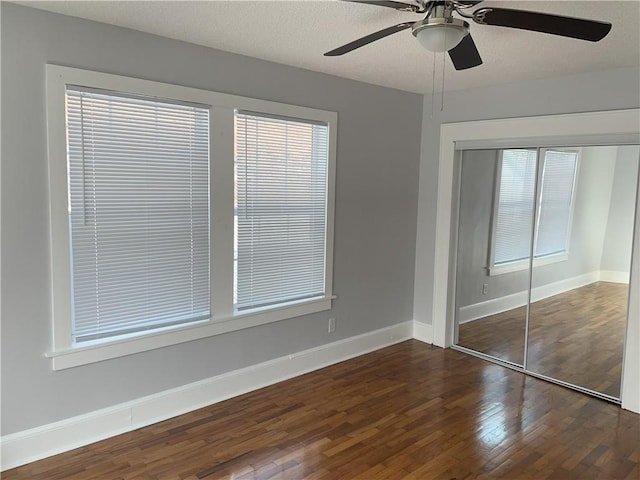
xmin=453 ymin=144 xmax=640 ymax=401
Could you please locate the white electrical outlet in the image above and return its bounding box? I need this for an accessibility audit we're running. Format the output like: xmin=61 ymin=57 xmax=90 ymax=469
xmin=482 ymin=283 xmax=489 ymax=295
xmin=328 ymin=318 xmax=336 ymax=333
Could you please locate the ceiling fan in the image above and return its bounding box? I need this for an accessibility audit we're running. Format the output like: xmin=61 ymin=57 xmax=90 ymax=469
xmin=324 ymin=0 xmax=612 ymax=70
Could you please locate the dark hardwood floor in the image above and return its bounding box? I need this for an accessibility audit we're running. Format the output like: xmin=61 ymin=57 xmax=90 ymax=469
xmin=458 ymin=282 xmax=628 ymax=397
xmin=4 ymin=340 xmax=639 ymax=480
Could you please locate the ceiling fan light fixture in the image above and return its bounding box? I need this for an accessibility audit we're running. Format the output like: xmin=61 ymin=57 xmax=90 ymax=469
xmin=412 ymin=18 xmax=469 ymax=52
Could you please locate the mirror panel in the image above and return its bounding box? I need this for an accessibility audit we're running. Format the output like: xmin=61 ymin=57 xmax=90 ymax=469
xmin=526 ymin=146 xmax=639 ymax=398
xmin=455 ymin=149 xmax=537 ymax=366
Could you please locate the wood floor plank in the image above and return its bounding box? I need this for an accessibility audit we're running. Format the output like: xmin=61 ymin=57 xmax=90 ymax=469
xmin=4 ymin=341 xmax=639 ymax=479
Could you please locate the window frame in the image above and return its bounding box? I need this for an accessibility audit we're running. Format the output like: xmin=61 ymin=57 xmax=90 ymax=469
xmin=488 ymin=147 xmax=580 ymax=276
xmin=46 ymin=65 xmax=337 ymax=369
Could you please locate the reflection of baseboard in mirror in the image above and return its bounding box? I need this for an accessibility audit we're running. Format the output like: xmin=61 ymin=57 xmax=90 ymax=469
xmin=600 ymin=270 xmax=631 ymax=283
xmin=458 ymin=270 xmax=629 ymax=324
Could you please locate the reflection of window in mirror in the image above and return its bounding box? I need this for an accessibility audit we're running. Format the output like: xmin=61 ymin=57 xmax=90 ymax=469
xmin=489 ymin=148 xmax=579 ymax=275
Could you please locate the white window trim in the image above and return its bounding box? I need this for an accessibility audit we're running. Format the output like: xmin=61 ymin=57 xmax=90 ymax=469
xmin=487 ymin=148 xmax=580 ymax=276
xmin=46 ymin=65 xmax=337 ymax=370
xmin=489 ymin=252 xmax=570 ymax=276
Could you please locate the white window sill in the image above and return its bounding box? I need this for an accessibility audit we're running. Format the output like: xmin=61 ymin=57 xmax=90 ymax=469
xmin=489 ymin=252 xmax=569 ymax=276
xmin=47 ymin=295 xmax=335 ymax=370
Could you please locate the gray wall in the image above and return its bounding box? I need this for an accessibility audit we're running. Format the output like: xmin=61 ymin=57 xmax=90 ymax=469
xmin=414 ymin=65 xmax=640 ymax=326
xmin=0 ymin=3 xmax=423 ymax=435
xmin=601 ymin=146 xmax=640 ymax=273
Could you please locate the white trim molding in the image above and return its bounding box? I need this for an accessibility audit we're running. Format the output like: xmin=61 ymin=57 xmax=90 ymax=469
xmin=0 ymin=322 xmax=413 ymax=471
xmin=458 ymin=291 xmax=528 ymax=324
xmin=46 ymin=297 xmax=336 ymax=370
xmin=531 ymin=272 xmax=600 ymax=304
xmin=413 ymin=321 xmax=434 ymax=344
xmin=489 ymin=252 xmax=569 ymax=276
xmin=600 ymin=270 xmax=630 ymax=284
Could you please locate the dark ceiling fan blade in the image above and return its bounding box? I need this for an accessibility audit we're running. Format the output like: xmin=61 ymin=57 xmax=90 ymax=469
xmin=324 ymin=22 xmax=415 ymax=56
xmin=472 ymin=7 xmax=612 ymax=42
xmin=448 ymin=34 xmax=483 ymax=70
xmin=342 ymin=0 xmax=421 ymax=12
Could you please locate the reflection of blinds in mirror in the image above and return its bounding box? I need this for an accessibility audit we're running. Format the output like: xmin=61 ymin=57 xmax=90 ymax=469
xmin=535 ymin=150 xmax=578 ymax=257
xmin=494 ymin=149 xmax=537 ymax=264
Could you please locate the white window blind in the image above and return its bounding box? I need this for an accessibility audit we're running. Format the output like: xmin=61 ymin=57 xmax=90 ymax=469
xmin=66 ymin=88 xmax=210 ymax=343
xmin=234 ymin=111 xmax=329 ymax=311
xmin=494 ymin=149 xmax=538 ymax=264
xmin=535 ymin=150 xmax=578 ymax=257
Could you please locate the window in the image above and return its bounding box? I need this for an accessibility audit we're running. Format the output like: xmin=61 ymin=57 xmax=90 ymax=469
xmin=490 ymin=148 xmax=578 ymax=274
xmin=66 ymin=88 xmax=210 ymax=343
xmin=47 ymin=65 xmax=336 ymax=368
xmin=535 ymin=150 xmax=578 ymax=257
xmin=493 ymin=149 xmax=538 ymax=265
xmin=234 ymin=112 xmax=329 ymax=311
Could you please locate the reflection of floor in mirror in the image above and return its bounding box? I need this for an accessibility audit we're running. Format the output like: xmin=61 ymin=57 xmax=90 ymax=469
xmin=458 ymin=281 xmax=628 ymax=398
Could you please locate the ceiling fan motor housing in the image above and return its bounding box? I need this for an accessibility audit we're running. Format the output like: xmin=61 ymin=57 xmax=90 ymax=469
xmin=412 ymin=3 xmax=470 ymax=53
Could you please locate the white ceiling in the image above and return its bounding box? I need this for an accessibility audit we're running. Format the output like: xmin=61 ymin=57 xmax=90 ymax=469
xmin=15 ymin=0 xmax=640 ymax=93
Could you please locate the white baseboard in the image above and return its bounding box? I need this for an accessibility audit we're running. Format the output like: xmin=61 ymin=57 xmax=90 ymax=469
xmin=459 ymin=271 xmax=600 ymax=324
xmin=599 ymin=270 xmax=630 ymax=284
xmin=413 ymin=321 xmax=433 ymax=344
xmin=1 ymin=321 xmax=414 ymax=471
xmin=458 ymin=290 xmax=528 ymax=324
xmin=530 ymin=271 xmax=600 ymax=303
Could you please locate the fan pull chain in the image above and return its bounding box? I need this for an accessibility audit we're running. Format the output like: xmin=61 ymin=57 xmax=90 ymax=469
xmin=430 ymin=50 xmax=437 ymax=118
xmin=441 ymin=50 xmax=446 ymax=111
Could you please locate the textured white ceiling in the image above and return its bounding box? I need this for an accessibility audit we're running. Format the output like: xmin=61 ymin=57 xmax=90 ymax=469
xmin=15 ymin=0 xmax=640 ymax=93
